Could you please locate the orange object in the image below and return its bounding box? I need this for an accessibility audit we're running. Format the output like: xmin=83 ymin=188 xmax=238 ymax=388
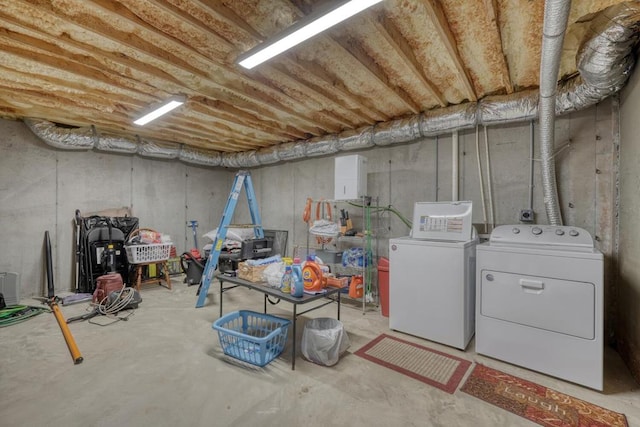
xmin=326 ymin=276 xmax=348 ymax=289
xmin=51 ymin=301 xmax=83 ymax=364
xmin=378 ymin=257 xmax=390 ymax=317
xmin=302 ymin=197 xmax=313 ymax=224
xmin=349 ymin=275 xmax=364 ymax=299
xmin=315 ymin=200 xmax=332 ymax=221
xmin=302 ymin=261 xmax=327 ymax=292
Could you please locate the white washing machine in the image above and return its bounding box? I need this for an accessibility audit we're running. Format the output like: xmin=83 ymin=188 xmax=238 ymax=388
xmin=389 ymin=201 xmax=477 ymax=350
xmin=476 ymin=224 xmax=603 ymax=390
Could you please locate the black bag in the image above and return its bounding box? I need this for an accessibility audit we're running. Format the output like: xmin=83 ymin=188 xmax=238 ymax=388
xmin=0 ymin=293 xmax=6 ymax=309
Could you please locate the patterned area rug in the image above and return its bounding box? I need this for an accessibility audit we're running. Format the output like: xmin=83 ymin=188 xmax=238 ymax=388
xmin=354 ymin=334 xmax=471 ymax=394
xmin=461 ymin=364 xmax=628 ymax=427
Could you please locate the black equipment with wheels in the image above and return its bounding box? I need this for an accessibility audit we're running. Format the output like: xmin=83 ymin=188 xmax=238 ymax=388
xmin=180 ymin=252 xmax=205 ymax=286
xmin=75 ymin=210 xmax=138 ymax=293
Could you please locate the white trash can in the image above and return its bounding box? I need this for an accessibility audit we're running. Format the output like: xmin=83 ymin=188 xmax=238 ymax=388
xmin=301 ymin=318 xmax=350 ymax=367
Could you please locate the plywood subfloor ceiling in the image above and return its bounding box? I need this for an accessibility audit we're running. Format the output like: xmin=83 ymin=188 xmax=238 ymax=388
xmin=0 ymin=0 xmax=627 ymax=153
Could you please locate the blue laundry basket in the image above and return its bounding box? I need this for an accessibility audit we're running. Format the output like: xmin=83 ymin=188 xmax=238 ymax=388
xmin=213 ymin=310 xmax=290 ymax=367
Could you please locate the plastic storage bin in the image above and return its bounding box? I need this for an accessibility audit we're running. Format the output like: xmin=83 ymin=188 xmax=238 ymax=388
xmin=125 ymin=243 xmax=172 ymax=264
xmin=378 ymin=257 xmax=389 ymax=317
xmin=212 ymin=310 xmax=290 ymax=367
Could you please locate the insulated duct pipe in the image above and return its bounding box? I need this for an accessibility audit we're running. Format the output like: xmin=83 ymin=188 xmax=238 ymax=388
xmin=529 ymin=121 xmax=535 ymax=211
xmin=452 ymin=130 xmax=459 ymax=201
xmin=476 ymin=126 xmax=488 ymax=230
xmin=25 ymin=3 xmax=640 ymax=184
xmin=538 ymin=0 xmax=572 ymax=226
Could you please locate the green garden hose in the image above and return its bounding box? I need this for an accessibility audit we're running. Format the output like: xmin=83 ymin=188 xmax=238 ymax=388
xmin=0 ymin=305 xmax=49 ymax=327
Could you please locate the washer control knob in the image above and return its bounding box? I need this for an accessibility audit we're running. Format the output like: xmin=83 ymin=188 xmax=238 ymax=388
xmin=512 ymin=227 xmax=520 ymax=234
xmin=532 ymin=227 xmax=543 ymax=235
xmin=569 ymin=229 xmax=579 ymax=237
xmin=555 ymin=229 xmax=565 ymax=236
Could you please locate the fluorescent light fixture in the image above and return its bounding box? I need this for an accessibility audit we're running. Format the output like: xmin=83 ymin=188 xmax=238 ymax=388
xmin=238 ymin=0 xmax=384 ymax=69
xmin=134 ymin=95 xmax=186 ymax=126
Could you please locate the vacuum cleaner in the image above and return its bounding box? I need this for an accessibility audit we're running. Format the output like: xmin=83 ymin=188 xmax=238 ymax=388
xmin=181 ymin=220 xmax=205 ymax=286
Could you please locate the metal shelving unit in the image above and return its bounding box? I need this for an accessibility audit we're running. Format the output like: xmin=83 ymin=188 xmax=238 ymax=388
xmin=304 ymin=196 xmax=379 ymax=314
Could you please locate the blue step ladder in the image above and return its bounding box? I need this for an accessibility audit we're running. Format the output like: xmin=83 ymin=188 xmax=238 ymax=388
xmin=195 ymin=170 xmax=264 ymax=308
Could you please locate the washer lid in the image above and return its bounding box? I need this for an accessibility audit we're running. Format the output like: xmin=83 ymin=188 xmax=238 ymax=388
xmin=410 ymin=201 xmax=473 ymax=241
xmin=489 ymin=224 xmax=595 ymax=251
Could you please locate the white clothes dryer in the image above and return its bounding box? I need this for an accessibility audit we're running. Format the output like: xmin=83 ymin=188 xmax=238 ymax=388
xmin=476 ymin=224 xmax=603 ymax=390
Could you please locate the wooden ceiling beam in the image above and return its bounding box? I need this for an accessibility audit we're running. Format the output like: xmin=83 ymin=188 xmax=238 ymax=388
xmin=250 ymin=67 xmax=357 ymax=129
xmin=0 ymin=15 xmax=307 ymax=143
xmin=127 ymin=0 xmax=353 ymax=132
xmin=282 ymin=1 xmax=420 ymax=116
xmin=179 ymin=1 xmax=375 ymax=127
xmin=0 ymin=81 xmax=270 ymax=151
xmin=280 ymin=57 xmax=388 ymax=123
xmin=422 ymin=0 xmax=477 ymax=102
xmin=369 ymin=13 xmax=446 ymax=107
xmin=483 ymin=0 xmax=513 ymax=94
xmin=192 ymin=1 xmax=265 ymax=42
xmin=16 ymin=0 xmax=325 ymax=136
xmin=331 ymin=35 xmax=422 ymax=115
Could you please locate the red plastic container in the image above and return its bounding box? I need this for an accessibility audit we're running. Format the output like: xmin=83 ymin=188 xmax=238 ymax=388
xmin=378 ymin=257 xmax=389 ymax=317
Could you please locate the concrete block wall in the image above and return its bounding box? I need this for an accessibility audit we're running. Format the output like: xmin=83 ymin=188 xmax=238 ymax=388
xmin=0 ymin=92 xmax=633 ymax=380
xmin=0 ymin=119 xmax=233 ymax=298
xmin=619 ymin=63 xmax=640 ymax=383
xmin=250 ymin=100 xmax=614 ymax=260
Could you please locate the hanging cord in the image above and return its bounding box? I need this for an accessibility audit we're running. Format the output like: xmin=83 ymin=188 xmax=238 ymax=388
xmin=365 ymin=204 xmax=373 ymax=299
xmin=88 ymin=285 xmax=137 ymax=326
xmin=484 ymin=126 xmax=495 ymax=230
xmin=346 ymin=202 xmax=412 ymax=229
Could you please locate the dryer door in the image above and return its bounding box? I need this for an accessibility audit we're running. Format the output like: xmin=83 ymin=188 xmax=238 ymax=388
xmin=480 ymin=270 xmax=595 ymax=339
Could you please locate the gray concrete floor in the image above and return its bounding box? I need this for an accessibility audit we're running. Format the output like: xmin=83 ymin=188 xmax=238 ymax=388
xmin=2 ymin=276 xmax=639 ymax=427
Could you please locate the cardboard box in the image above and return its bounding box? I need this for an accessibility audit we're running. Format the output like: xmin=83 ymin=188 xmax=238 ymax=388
xmin=237 ymin=262 xmax=267 ymax=283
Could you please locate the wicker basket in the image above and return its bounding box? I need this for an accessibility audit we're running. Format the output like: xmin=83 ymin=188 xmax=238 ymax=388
xmin=237 ymin=262 xmax=267 ymax=282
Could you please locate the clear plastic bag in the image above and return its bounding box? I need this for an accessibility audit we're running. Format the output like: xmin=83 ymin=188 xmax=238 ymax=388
xmin=263 ymin=262 xmax=284 ymax=288
xmin=301 ymin=318 xmax=350 ymax=366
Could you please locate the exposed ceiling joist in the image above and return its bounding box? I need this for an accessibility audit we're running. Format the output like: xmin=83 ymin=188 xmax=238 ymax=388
xmin=0 ymin=0 xmax=627 ymax=155
xmin=422 ymin=0 xmax=477 ymax=102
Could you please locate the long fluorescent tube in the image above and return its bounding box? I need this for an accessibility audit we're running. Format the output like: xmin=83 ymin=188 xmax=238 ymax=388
xmin=238 ymin=0 xmax=384 ymax=69
xmin=134 ymin=96 xmax=186 ymax=126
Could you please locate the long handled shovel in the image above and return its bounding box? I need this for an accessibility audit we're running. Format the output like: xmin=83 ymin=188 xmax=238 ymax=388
xmin=44 ymin=231 xmax=83 ymax=364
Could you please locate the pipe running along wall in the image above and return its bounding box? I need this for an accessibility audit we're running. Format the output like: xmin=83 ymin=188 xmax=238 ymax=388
xmin=26 ymin=3 xmax=640 ymax=193
xmin=538 ymin=0 xmax=572 ymax=226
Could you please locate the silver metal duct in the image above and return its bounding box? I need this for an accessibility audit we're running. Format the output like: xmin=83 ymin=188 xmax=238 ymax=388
xmin=338 ymin=126 xmax=375 ymax=151
xmin=275 ymin=141 xmax=307 ymax=161
xmin=305 ymin=135 xmax=340 ymax=157
xmin=539 ymin=0 xmax=572 ymax=226
xmin=255 ymin=146 xmax=280 ymax=165
xmin=420 ymin=103 xmax=476 ymax=136
xmin=178 ymin=146 xmax=222 ymax=167
xmin=374 ymin=116 xmax=421 ymax=146
xmin=557 ymin=2 xmax=640 ymax=113
xmin=94 ymin=132 xmax=138 ymax=154
xmin=24 ymin=119 xmax=96 ymax=150
xmin=224 ymin=150 xmax=260 ymax=168
xmin=479 ymin=91 xmax=539 ymax=125
xmin=25 ymin=3 xmax=640 ymax=177
xmin=137 ymin=139 xmax=181 ymax=159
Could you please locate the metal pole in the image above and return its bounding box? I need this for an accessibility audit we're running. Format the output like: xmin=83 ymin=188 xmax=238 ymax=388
xmin=45 ymin=231 xmax=83 ymax=365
